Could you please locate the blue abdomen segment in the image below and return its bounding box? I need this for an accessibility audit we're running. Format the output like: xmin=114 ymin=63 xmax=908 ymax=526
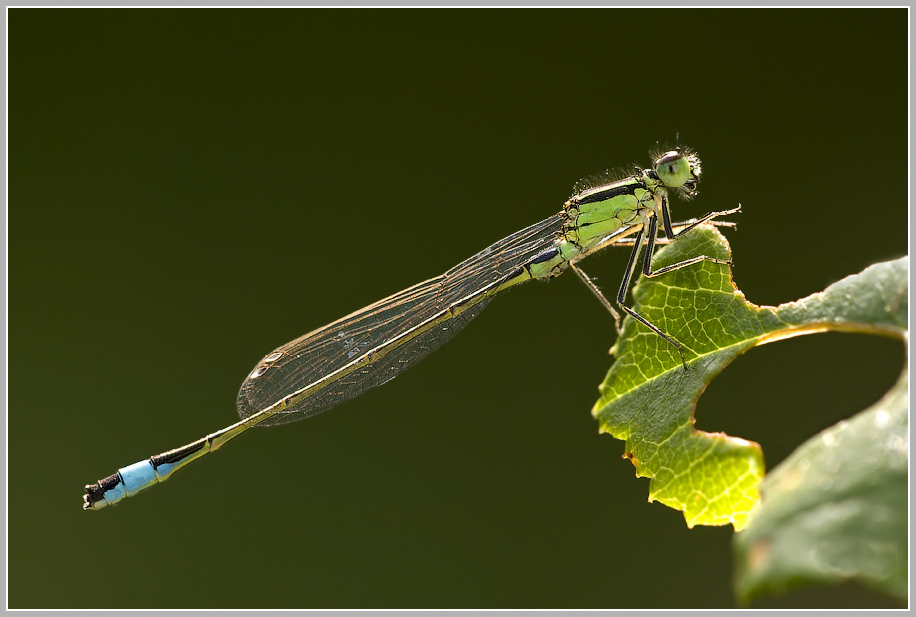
xmin=83 ymin=460 xmax=158 ymax=509
xmin=83 ymin=436 xmax=212 ymax=509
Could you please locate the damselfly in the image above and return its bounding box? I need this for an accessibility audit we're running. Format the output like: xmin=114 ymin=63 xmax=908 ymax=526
xmin=84 ymin=146 xmax=738 ymax=510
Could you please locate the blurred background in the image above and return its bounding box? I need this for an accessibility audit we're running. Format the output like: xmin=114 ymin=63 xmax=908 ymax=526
xmin=10 ymin=8 xmax=907 ymax=609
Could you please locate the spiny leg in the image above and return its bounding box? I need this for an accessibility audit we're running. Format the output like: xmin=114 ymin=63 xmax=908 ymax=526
xmin=644 ymin=212 xmax=731 ymax=279
xmin=600 ymin=206 xmax=741 ymax=370
xmin=570 ymin=262 xmax=622 ymax=333
xmin=616 ymin=224 xmax=688 ymax=369
xmin=610 ymin=218 xmax=736 ymax=247
xmin=661 ymin=201 xmax=741 ymax=240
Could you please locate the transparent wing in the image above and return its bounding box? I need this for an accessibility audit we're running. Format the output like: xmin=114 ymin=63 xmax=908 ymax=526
xmin=236 ymin=213 xmax=566 ymax=426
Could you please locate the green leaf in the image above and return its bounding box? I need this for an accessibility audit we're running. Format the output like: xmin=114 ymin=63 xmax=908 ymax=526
xmin=733 ymin=362 xmax=908 ymax=602
xmin=592 ymin=226 xmax=907 ymax=531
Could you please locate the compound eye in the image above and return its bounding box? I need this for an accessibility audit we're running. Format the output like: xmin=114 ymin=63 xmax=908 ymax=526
xmin=655 ymin=151 xmax=691 ymax=188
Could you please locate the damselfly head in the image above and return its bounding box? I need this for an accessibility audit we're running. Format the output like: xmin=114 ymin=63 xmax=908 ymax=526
xmin=652 ymin=147 xmax=701 ymax=199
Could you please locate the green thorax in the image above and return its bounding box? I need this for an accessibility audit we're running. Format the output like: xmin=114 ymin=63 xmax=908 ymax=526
xmin=562 ymin=171 xmax=665 ymax=254
xmin=522 ymin=147 xmax=702 ymax=282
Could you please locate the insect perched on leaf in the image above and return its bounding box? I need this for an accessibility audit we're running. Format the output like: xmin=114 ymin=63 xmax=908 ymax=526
xmin=84 ymin=145 xmax=739 ymax=510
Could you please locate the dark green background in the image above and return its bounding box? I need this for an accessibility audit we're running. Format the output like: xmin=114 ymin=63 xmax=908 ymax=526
xmin=11 ymin=8 xmax=907 ymax=609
